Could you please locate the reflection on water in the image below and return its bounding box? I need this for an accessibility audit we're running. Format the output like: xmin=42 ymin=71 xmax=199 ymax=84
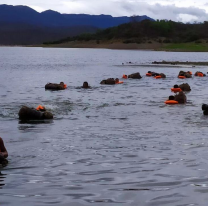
xmin=0 ymin=47 xmax=208 ymax=205
xmin=0 ymin=172 xmax=6 ymax=189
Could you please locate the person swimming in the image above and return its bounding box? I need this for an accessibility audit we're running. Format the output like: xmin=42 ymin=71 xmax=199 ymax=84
xmin=169 ymin=95 xmax=175 ymax=100
xmin=171 ymin=85 xmax=182 ymax=93
xmin=174 ymin=91 xmax=187 ymax=104
xmin=165 ymin=95 xmax=178 ymax=104
xmin=128 ymin=72 xmax=142 ymax=79
xmin=202 ymin=104 xmax=208 ymax=115
xmin=45 ymin=82 xmax=67 ymax=90
xmin=18 ymin=106 xmax=53 ymax=120
xmin=0 ymin=137 xmax=8 ymax=166
xmin=82 ymin=82 xmax=91 ymax=89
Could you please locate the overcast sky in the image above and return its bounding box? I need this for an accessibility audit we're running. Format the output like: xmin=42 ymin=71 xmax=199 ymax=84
xmin=2 ymin=0 xmax=208 ymax=22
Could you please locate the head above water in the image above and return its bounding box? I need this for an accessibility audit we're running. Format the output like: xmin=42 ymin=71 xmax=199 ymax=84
xmin=83 ymin=81 xmax=89 ymax=88
xmin=174 ymin=84 xmax=179 ymax=88
xmin=169 ymin=95 xmax=175 ymax=100
xmin=60 ymin=82 xmax=64 ymax=85
xmin=115 ymin=78 xmax=119 ymax=83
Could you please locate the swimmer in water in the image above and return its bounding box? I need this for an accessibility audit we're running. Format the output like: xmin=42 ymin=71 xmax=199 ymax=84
xmin=169 ymin=95 xmax=175 ymax=100
xmin=115 ymin=78 xmax=119 ymax=83
xmin=174 ymin=91 xmax=187 ymax=104
xmin=0 ymin=137 xmax=8 ymax=165
xmin=82 ymin=82 xmax=91 ymax=89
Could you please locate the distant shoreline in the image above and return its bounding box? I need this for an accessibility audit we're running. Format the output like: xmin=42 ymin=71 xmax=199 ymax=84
xmin=42 ymin=40 xmax=208 ymax=52
xmin=1 ymin=41 xmax=208 ymax=52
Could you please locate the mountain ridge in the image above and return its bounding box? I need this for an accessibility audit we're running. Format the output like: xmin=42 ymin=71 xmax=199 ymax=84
xmin=0 ymin=4 xmax=154 ymax=29
xmin=0 ymin=4 xmax=154 ymax=45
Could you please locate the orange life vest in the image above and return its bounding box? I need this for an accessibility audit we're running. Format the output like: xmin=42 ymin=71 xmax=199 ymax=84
xmin=171 ymin=88 xmax=182 ymax=93
xmin=36 ymin=105 xmax=45 ymax=111
xmin=146 ymin=73 xmax=152 ymax=76
xmin=116 ymin=81 xmax=124 ymax=84
xmin=165 ymin=100 xmax=178 ymax=104
xmin=188 ymin=71 xmax=192 ymax=75
xmin=122 ymin=74 xmax=127 ymax=79
xmin=64 ymin=84 xmax=67 ymax=89
xmin=154 ymin=76 xmax=162 ymax=79
xmin=178 ymin=76 xmax=186 ymax=79
xmin=198 ymin=73 xmax=204 ymax=77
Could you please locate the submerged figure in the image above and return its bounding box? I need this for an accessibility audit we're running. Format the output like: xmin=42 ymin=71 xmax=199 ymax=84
xmin=171 ymin=85 xmax=182 ymax=93
xmin=0 ymin=137 xmax=8 ymax=166
xmin=45 ymin=82 xmax=67 ymax=90
xmin=202 ymin=104 xmax=208 ymax=115
xmin=178 ymin=71 xmax=192 ymax=78
xmin=18 ymin=106 xmax=53 ymax=120
xmin=100 ymin=78 xmax=116 ymax=85
xmin=100 ymin=78 xmax=123 ymax=85
xmin=128 ymin=72 xmax=142 ymax=79
xmin=146 ymin=71 xmax=157 ymax=76
xmin=82 ymin=82 xmax=91 ymax=89
xmin=174 ymin=91 xmax=187 ymax=104
xmin=179 ymin=83 xmax=191 ymax=91
xmin=165 ymin=95 xmax=178 ymax=104
xmin=154 ymin=73 xmax=166 ymax=79
xmin=159 ymin=73 xmax=166 ymax=78
xmin=115 ymin=78 xmax=123 ymax=84
xmin=195 ymin=71 xmax=206 ymax=77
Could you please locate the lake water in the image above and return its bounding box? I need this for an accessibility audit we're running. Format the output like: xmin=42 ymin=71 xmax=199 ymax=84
xmin=1 ymin=47 xmax=208 ymax=206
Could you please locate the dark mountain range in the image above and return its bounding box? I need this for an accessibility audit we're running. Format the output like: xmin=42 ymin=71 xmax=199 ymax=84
xmin=0 ymin=22 xmax=97 ymax=45
xmin=0 ymin=4 xmax=153 ymax=28
xmin=0 ymin=4 xmax=154 ymax=45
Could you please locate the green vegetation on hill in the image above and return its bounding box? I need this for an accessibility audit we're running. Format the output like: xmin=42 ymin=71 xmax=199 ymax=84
xmin=43 ymin=20 xmax=208 ymax=48
xmin=162 ymin=43 xmax=208 ymax=52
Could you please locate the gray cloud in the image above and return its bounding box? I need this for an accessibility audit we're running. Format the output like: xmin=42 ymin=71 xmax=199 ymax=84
xmin=2 ymin=0 xmax=208 ymax=22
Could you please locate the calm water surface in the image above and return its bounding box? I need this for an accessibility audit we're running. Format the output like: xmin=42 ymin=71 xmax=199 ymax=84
xmin=1 ymin=47 xmax=208 ymax=206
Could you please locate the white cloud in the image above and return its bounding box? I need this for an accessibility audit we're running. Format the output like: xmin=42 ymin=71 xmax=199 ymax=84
xmin=29 ymin=5 xmax=45 ymax=12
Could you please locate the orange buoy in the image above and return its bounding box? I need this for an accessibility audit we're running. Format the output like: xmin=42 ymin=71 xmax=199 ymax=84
xmin=64 ymin=84 xmax=67 ymax=89
xmin=171 ymin=88 xmax=182 ymax=93
xmin=154 ymin=76 xmax=162 ymax=79
xmin=178 ymin=76 xmax=186 ymax=79
xmin=165 ymin=100 xmax=178 ymax=104
xmin=36 ymin=105 xmax=45 ymax=111
xmin=122 ymin=74 xmax=127 ymax=79
xmin=146 ymin=73 xmax=151 ymax=76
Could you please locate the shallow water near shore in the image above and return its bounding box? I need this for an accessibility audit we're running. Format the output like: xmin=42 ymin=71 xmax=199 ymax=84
xmin=1 ymin=47 xmax=208 ymax=206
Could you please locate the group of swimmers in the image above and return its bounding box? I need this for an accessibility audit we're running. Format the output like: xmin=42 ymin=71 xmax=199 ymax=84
xmin=1 ymin=69 xmax=207 ymax=166
xmin=166 ymin=85 xmax=187 ymax=104
xmin=164 ymin=70 xmax=206 ymax=104
xmin=19 ymin=69 xmax=206 ymax=120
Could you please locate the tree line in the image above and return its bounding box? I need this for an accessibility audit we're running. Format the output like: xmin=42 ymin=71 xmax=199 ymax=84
xmin=43 ymin=20 xmax=208 ymax=45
